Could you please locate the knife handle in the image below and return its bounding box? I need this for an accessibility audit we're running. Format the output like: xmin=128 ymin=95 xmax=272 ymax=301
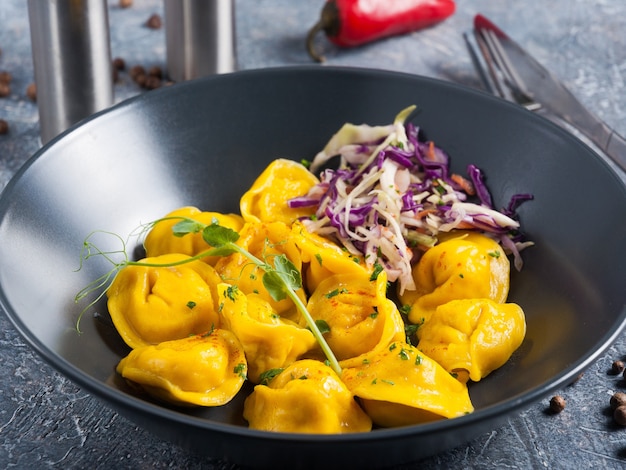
xmin=606 ymin=130 xmax=626 ymax=174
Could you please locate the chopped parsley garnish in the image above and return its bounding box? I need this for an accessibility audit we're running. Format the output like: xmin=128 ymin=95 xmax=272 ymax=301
xmin=325 ymin=288 xmax=348 ymax=298
xmin=398 ymin=348 xmax=410 ymax=361
xmin=233 ymin=363 xmax=247 ymax=379
xmin=259 ymin=368 xmax=283 ymax=385
xmin=225 ymin=285 xmax=238 ymax=301
xmin=370 ymin=262 xmax=384 ymax=281
xmin=399 ymin=304 xmax=411 ymax=316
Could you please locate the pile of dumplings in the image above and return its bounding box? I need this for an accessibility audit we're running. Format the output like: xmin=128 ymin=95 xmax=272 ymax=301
xmin=109 ymin=159 xmax=526 ymax=434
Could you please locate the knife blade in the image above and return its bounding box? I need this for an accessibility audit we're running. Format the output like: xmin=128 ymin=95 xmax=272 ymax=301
xmin=474 ymin=14 xmax=626 ymax=173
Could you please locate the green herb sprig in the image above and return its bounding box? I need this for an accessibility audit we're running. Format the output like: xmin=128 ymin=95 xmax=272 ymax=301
xmin=175 ymin=218 xmax=341 ymax=375
xmin=75 ymin=217 xmax=342 ymax=375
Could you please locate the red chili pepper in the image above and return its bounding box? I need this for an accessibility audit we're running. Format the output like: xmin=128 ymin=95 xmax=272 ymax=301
xmin=307 ymin=0 xmax=456 ymax=62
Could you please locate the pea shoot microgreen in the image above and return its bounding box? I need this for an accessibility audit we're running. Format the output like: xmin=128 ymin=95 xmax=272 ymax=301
xmin=75 ymin=216 xmax=343 ymax=375
xmin=313 ymin=319 xmax=331 ymax=335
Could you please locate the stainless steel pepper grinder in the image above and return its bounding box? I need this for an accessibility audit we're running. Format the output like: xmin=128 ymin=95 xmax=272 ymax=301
xmin=28 ymin=0 xmax=113 ymax=144
xmin=164 ymin=0 xmax=237 ymax=82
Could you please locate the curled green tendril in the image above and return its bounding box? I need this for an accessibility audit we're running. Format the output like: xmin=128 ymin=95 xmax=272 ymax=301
xmin=75 ymin=217 xmax=342 ymax=375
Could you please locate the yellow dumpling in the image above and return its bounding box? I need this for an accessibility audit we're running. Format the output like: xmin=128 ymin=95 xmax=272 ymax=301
xmin=341 ymin=341 xmax=474 ymax=427
xmin=217 ymin=283 xmax=318 ymax=384
xmin=240 ymin=159 xmax=320 ymax=224
xmin=143 ymin=206 xmax=244 ymax=265
xmin=107 ymin=253 xmax=222 ymax=349
xmin=399 ymin=232 xmax=510 ymax=325
xmin=417 ymin=298 xmax=526 ymax=383
xmin=243 ymin=359 xmax=372 ymax=433
xmin=116 ymin=329 xmax=247 ymax=407
xmin=305 ymin=271 xmax=405 ymax=367
xmin=214 ymin=221 xmax=306 ymax=320
xmin=291 ymin=221 xmax=371 ymax=294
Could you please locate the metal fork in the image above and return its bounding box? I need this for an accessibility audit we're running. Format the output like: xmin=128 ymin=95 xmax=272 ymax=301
xmin=464 ymin=17 xmax=626 ymax=173
xmin=463 ymin=30 xmax=542 ymax=112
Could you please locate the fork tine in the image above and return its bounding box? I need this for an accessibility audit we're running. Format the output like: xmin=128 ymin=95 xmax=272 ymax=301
xmin=463 ymin=31 xmax=497 ymax=94
xmin=478 ymin=29 xmax=542 ymax=111
xmin=471 ymin=29 xmax=509 ymax=100
xmin=467 ymin=25 xmax=542 ymax=112
xmin=482 ymin=30 xmax=529 ymax=96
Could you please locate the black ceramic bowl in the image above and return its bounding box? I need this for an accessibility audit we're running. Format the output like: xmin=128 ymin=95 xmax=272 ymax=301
xmin=1 ymin=67 xmax=625 ymax=469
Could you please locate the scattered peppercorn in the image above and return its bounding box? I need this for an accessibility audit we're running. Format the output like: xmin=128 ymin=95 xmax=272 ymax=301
xmin=0 ymin=82 xmax=10 ymax=98
xmin=134 ymin=74 xmax=147 ymax=88
xmin=125 ymin=63 xmax=168 ymax=90
xmin=143 ymin=75 xmax=161 ymax=90
xmin=119 ymin=0 xmax=133 ymax=8
xmin=110 ymin=60 xmax=168 ymax=91
xmin=612 ymin=360 xmax=625 ymax=375
xmin=549 ymin=395 xmax=566 ymax=413
xmin=145 ymin=13 xmax=162 ymax=29
xmin=0 ymin=119 xmax=8 ymax=135
xmin=148 ymin=65 xmax=162 ymax=79
xmin=130 ymin=65 xmax=146 ymax=81
xmin=112 ymin=57 xmax=126 ymax=71
xmin=26 ymin=83 xmax=36 ymax=101
xmin=0 ymin=70 xmax=11 ymax=84
xmin=611 ymin=392 xmax=626 ymax=410
xmin=614 ymin=405 xmax=626 ymax=426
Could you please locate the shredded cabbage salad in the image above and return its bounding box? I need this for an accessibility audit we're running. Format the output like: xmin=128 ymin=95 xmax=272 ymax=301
xmin=288 ymin=106 xmax=533 ymax=294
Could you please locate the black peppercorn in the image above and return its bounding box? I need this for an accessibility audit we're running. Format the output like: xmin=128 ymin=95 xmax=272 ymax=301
xmin=26 ymin=83 xmax=36 ymax=101
xmin=612 ymin=360 xmax=625 ymax=375
xmin=549 ymin=395 xmax=566 ymax=413
xmin=611 ymin=392 xmax=626 ymax=410
xmin=0 ymin=70 xmax=11 ymax=84
xmin=143 ymin=75 xmax=162 ymax=90
xmin=148 ymin=65 xmax=162 ymax=79
xmin=145 ymin=13 xmax=162 ymax=29
xmin=129 ymin=65 xmax=146 ymax=81
xmin=134 ymin=74 xmax=147 ymax=88
xmin=614 ymin=405 xmax=626 ymax=426
xmin=112 ymin=57 xmax=126 ymax=71
xmin=0 ymin=81 xmax=10 ymax=98
xmin=0 ymin=119 xmax=8 ymax=134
